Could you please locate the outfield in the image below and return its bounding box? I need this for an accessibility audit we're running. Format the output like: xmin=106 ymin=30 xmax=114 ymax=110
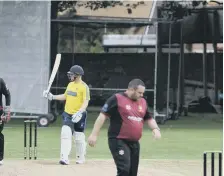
xmin=0 ymin=112 xmax=222 ymax=176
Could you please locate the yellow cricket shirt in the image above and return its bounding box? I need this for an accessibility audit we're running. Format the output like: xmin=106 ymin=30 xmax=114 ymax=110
xmin=64 ymin=81 xmax=90 ymax=114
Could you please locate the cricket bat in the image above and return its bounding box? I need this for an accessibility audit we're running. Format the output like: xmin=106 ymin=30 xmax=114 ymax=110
xmin=46 ymin=53 xmax=61 ymax=93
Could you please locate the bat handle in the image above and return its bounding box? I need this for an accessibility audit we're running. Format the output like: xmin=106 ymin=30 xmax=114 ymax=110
xmin=46 ymin=85 xmax=51 ymax=93
xmin=46 ymin=88 xmax=50 ymax=93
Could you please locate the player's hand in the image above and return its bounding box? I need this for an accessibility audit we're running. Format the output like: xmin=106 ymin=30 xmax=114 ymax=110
xmin=43 ymin=90 xmax=54 ymax=100
xmin=1 ymin=106 xmax=10 ymax=123
xmin=88 ymin=134 xmax=98 ymax=147
xmin=152 ymin=128 xmax=161 ymax=140
xmin=71 ymin=111 xmax=83 ymax=123
xmin=1 ymin=114 xmax=10 ymax=123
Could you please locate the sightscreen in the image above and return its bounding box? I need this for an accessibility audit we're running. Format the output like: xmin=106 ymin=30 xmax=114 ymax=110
xmin=0 ymin=1 xmax=51 ymax=114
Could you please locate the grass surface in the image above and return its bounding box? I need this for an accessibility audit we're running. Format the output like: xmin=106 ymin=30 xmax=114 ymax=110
xmin=3 ymin=112 xmax=223 ymax=160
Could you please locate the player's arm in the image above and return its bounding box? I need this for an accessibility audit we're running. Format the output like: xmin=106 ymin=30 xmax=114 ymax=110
xmin=79 ymin=100 xmax=89 ymax=112
xmin=43 ymin=85 xmax=67 ymax=101
xmin=90 ymin=112 xmax=107 ymax=137
xmin=146 ymin=118 xmax=160 ymax=131
xmin=1 ymin=78 xmax=11 ymax=122
xmin=1 ymin=79 xmax=11 ymax=106
xmin=53 ymin=94 xmax=66 ymax=101
xmin=88 ymin=94 xmax=117 ymax=147
xmin=50 ymin=85 xmax=67 ymax=101
xmin=43 ymin=92 xmax=65 ymax=101
xmin=143 ymin=103 xmax=161 ymax=139
xmin=53 ymin=84 xmax=69 ymax=101
xmin=79 ymin=85 xmax=90 ymax=112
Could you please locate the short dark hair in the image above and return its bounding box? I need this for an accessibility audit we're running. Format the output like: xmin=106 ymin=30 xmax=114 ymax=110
xmin=128 ymin=79 xmax=145 ymax=89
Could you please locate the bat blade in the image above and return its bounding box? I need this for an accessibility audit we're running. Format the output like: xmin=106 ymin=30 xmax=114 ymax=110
xmin=46 ymin=54 xmax=61 ymax=93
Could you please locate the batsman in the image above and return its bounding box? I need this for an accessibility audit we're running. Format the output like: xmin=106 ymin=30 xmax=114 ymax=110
xmin=0 ymin=78 xmax=11 ymax=165
xmin=43 ymin=65 xmax=90 ymax=165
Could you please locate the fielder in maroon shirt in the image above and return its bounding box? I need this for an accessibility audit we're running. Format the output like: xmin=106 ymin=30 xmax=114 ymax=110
xmin=88 ymin=79 xmax=161 ymax=176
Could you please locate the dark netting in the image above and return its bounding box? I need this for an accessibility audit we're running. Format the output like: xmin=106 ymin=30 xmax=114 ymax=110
xmin=51 ymin=53 xmax=155 ymax=113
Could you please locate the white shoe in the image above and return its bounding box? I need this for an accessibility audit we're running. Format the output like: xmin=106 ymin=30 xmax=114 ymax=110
xmin=0 ymin=160 xmax=3 ymax=165
xmin=76 ymin=158 xmax=85 ymax=164
xmin=59 ymin=159 xmax=69 ymax=165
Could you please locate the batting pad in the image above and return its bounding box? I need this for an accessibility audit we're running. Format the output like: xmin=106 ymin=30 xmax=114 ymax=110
xmin=60 ymin=125 xmax=72 ymax=161
xmin=74 ymin=132 xmax=86 ymax=163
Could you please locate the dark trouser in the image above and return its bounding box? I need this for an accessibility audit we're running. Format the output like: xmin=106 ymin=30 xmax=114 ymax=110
xmin=62 ymin=111 xmax=87 ymax=133
xmin=0 ymin=114 xmax=4 ymax=161
xmin=108 ymin=138 xmax=140 ymax=176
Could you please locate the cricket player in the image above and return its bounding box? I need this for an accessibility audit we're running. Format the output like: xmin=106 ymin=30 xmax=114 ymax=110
xmin=88 ymin=79 xmax=161 ymax=176
xmin=0 ymin=78 xmax=11 ymax=165
xmin=43 ymin=65 xmax=90 ymax=165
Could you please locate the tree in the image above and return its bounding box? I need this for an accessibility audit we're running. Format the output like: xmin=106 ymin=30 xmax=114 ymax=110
xmin=160 ymin=1 xmax=189 ymax=20
xmin=57 ymin=1 xmax=145 ymax=15
xmin=52 ymin=1 xmax=145 ymax=53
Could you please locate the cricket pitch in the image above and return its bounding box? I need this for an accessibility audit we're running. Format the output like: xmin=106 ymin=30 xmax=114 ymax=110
xmin=0 ymin=159 xmax=202 ymax=176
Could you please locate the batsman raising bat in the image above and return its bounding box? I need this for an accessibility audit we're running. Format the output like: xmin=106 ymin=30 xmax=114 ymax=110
xmin=43 ymin=65 xmax=90 ymax=165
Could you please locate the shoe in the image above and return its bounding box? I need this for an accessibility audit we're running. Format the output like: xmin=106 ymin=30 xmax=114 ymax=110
xmin=59 ymin=160 xmax=69 ymax=165
xmin=76 ymin=158 xmax=85 ymax=164
xmin=0 ymin=160 xmax=3 ymax=165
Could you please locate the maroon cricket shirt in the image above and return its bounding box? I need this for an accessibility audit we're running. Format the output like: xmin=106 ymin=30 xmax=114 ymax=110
xmin=101 ymin=92 xmax=152 ymax=141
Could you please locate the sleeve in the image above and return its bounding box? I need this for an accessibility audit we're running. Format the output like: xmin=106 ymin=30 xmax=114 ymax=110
xmin=101 ymin=94 xmax=117 ymax=117
xmin=83 ymin=85 xmax=90 ymax=101
xmin=143 ymin=102 xmax=153 ymax=121
xmin=0 ymin=78 xmax=11 ymax=106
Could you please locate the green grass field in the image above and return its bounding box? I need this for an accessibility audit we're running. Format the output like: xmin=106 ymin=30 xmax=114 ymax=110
xmin=1 ymin=112 xmax=222 ymax=176
xmin=3 ymin=112 xmax=223 ymax=160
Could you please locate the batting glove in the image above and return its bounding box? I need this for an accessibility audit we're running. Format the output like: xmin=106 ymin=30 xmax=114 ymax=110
xmin=1 ymin=106 xmax=11 ymax=123
xmin=43 ymin=90 xmax=54 ymax=101
xmin=71 ymin=111 xmax=83 ymax=123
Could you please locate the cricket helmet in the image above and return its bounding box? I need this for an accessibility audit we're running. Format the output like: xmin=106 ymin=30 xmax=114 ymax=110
xmin=67 ymin=65 xmax=84 ymax=76
xmin=67 ymin=65 xmax=84 ymax=81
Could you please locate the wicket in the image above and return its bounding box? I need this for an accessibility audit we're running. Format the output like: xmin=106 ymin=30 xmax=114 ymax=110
xmin=204 ymin=151 xmax=222 ymax=176
xmin=24 ymin=120 xmax=37 ymax=160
